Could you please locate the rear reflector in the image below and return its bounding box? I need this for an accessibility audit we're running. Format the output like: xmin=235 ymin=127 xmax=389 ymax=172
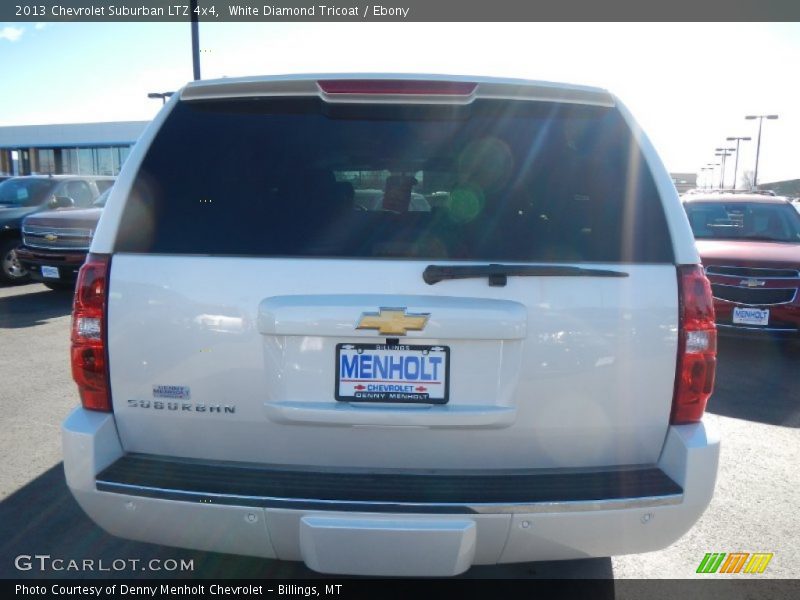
xmin=71 ymin=254 xmax=111 ymax=412
xmin=318 ymin=80 xmax=477 ymax=96
xmin=671 ymin=265 xmax=717 ymax=424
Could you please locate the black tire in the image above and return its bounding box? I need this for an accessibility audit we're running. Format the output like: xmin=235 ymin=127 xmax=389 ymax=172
xmin=43 ymin=281 xmax=75 ymax=291
xmin=0 ymin=237 xmax=30 ymax=284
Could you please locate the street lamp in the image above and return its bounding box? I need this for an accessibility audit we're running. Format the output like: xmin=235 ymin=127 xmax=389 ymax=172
xmin=726 ymin=136 xmax=751 ymax=190
xmin=190 ymin=0 xmax=201 ymax=81
xmin=147 ymin=92 xmax=175 ymax=105
xmin=706 ymin=167 xmax=718 ymax=190
xmin=706 ymin=163 xmax=720 ymax=190
xmin=745 ymin=114 xmax=778 ymax=189
xmin=699 ymin=167 xmax=712 ymax=190
xmin=714 ymin=149 xmax=734 ymax=189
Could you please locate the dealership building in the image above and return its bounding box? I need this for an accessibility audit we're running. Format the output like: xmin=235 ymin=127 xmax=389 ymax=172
xmin=3 ymin=122 xmax=794 ymax=199
xmin=0 ymin=121 xmax=147 ymax=177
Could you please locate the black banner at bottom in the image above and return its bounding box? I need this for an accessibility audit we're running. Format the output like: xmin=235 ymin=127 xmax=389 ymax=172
xmin=5 ymin=579 xmax=800 ymax=600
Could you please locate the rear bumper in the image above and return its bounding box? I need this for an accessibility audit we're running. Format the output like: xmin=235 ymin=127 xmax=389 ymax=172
xmin=717 ymin=323 xmax=800 ymax=340
xmin=63 ymin=408 xmax=719 ymax=576
xmin=16 ymin=247 xmax=86 ymax=282
xmin=713 ymin=299 xmax=800 ymax=338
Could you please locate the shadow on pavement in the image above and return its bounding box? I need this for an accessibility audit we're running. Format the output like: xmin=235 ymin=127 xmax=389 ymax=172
xmin=709 ymin=336 xmax=799 ymax=428
xmin=0 ymin=287 xmax=73 ymax=329
xmin=0 ymin=464 xmax=613 ymax=582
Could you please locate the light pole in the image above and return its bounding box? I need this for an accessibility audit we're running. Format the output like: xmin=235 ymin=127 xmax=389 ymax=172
xmin=705 ymin=167 xmax=716 ymax=190
xmin=190 ymin=0 xmax=201 ymax=81
xmin=147 ymin=92 xmax=174 ymax=105
xmin=714 ymin=149 xmax=734 ymax=189
xmin=699 ymin=167 xmax=711 ymax=190
xmin=726 ymin=136 xmax=751 ymax=190
xmin=706 ymin=163 xmax=720 ymax=190
xmin=745 ymin=114 xmax=778 ymax=189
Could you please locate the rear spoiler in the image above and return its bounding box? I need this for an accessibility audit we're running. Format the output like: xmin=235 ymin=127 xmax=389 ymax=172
xmin=180 ymin=74 xmax=615 ymax=107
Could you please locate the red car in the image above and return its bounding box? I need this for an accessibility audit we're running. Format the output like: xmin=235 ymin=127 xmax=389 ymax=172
xmin=16 ymin=187 xmax=111 ymax=290
xmin=683 ymin=192 xmax=800 ymax=339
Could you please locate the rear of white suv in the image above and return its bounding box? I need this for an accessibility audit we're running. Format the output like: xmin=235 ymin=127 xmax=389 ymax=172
xmin=63 ymin=74 xmax=719 ymax=576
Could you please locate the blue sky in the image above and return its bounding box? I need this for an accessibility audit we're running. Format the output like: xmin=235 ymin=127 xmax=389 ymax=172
xmin=1 ymin=22 xmax=799 ymax=184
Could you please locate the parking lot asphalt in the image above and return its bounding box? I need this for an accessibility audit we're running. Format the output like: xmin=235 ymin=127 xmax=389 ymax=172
xmin=0 ymin=282 xmax=798 ymax=582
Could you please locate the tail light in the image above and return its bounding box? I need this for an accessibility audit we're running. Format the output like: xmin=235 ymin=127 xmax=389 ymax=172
xmin=318 ymin=80 xmax=477 ymax=96
xmin=671 ymin=265 xmax=717 ymax=424
xmin=71 ymin=254 xmax=111 ymax=412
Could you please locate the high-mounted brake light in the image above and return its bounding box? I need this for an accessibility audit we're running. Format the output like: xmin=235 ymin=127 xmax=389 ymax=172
xmin=671 ymin=265 xmax=717 ymax=424
xmin=318 ymin=80 xmax=478 ymax=96
xmin=71 ymin=254 xmax=111 ymax=412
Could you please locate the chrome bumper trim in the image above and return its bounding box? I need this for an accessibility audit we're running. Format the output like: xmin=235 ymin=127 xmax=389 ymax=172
xmin=95 ymin=480 xmax=683 ymax=515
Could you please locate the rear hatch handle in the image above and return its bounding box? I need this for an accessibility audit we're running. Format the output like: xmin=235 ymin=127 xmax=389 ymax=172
xmin=423 ymin=264 xmax=630 ymax=286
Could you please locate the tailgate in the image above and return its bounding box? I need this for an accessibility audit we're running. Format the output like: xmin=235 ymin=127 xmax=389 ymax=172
xmin=102 ymin=90 xmax=680 ymax=471
xmin=108 ymin=255 xmax=678 ymax=469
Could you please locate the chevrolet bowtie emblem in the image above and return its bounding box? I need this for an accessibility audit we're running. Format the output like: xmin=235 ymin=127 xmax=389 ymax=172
xmin=740 ymin=278 xmax=766 ymax=288
xmin=44 ymin=233 xmax=58 ymax=241
xmin=356 ymin=308 xmax=430 ymax=336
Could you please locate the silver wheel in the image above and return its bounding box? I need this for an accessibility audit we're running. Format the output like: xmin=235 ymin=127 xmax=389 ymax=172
xmin=1 ymin=243 xmax=28 ymax=281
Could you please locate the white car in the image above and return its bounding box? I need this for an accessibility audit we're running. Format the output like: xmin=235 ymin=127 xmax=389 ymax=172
xmin=63 ymin=74 xmax=719 ymax=577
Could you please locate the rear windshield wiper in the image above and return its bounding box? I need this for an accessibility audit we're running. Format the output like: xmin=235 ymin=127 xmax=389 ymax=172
xmin=423 ymin=264 xmax=629 ymax=286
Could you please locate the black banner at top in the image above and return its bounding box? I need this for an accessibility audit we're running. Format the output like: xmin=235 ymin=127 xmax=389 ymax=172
xmin=2 ymin=0 xmax=800 ymax=22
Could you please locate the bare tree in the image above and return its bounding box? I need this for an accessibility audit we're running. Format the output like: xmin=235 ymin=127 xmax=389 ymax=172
xmin=740 ymin=170 xmax=756 ymax=191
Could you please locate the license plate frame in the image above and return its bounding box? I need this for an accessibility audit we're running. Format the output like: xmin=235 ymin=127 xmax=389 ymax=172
xmin=335 ymin=343 xmax=450 ymax=404
xmin=732 ymin=306 xmax=769 ymax=326
xmin=41 ymin=265 xmax=59 ymax=279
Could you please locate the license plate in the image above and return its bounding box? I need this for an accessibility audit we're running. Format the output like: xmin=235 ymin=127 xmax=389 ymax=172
xmin=732 ymin=306 xmax=769 ymax=326
xmin=41 ymin=266 xmax=59 ymax=279
xmin=335 ymin=343 xmax=450 ymax=404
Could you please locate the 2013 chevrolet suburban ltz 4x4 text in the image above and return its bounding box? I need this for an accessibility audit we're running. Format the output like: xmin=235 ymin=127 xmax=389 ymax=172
xmin=63 ymin=74 xmax=720 ymax=577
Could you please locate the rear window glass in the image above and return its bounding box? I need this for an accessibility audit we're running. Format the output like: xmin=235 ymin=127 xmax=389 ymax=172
xmin=116 ymin=98 xmax=673 ymax=263
xmin=95 ymin=179 xmax=114 ymax=193
xmin=94 ymin=187 xmax=113 ymax=207
xmin=684 ymin=201 xmax=800 ymax=243
xmin=0 ymin=178 xmax=56 ymax=207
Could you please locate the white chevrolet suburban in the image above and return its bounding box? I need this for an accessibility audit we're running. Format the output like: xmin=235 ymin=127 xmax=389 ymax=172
xmin=63 ymin=74 xmax=719 ymax=576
